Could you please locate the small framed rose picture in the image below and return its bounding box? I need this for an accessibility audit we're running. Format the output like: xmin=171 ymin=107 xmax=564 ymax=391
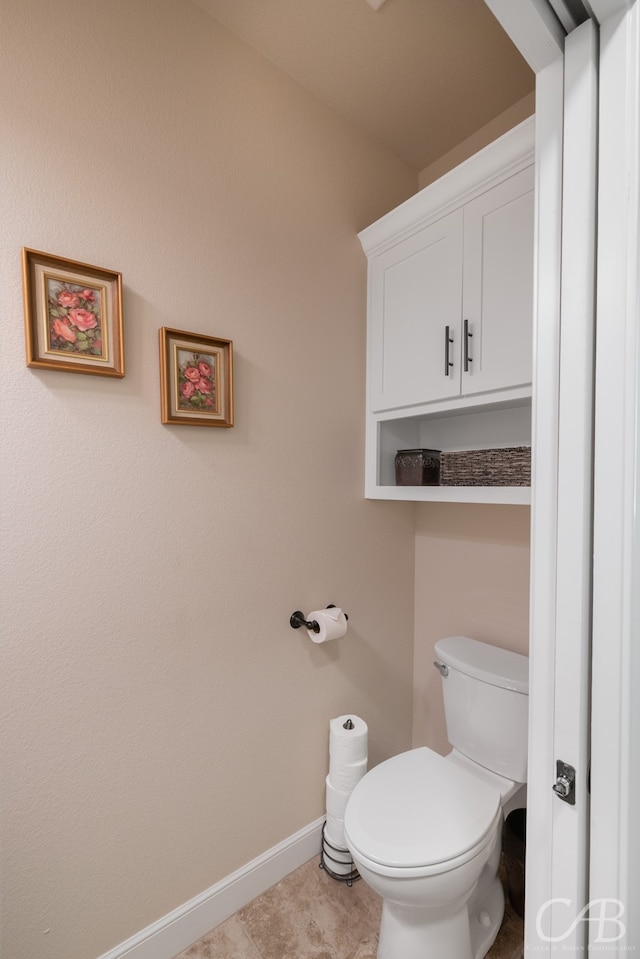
xmin=159 ymin=327 xmax=234 ymax=428
xmin=22 ymin=248 xmax=124 ymax=377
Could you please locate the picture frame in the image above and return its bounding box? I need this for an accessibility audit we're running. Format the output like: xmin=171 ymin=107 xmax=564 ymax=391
xmin=159 ymin=327 xmax=234 ymax=428
xmin=22 ymin=248 xmax=124 ymax=377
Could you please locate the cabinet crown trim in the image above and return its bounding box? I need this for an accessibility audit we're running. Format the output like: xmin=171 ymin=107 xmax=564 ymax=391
xmin=359 ymin=116 xmax=535 ymax=257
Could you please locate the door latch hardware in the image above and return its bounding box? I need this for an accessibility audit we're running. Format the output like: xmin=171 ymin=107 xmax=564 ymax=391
xmin=552 ymin=760 xmax=576 ymax=805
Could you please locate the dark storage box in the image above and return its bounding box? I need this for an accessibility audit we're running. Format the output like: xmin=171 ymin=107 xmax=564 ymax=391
xmin=395 ymin=449 xmax=441 ymax=486
xmin=440 ymin=446 xmax=531 ymax=487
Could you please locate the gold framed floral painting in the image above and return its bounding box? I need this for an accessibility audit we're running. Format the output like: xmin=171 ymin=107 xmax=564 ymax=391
xmin=159 ymin=327 xmax=234 ymax=428
xmin=22 ymin=248 xmax=124 ymax=377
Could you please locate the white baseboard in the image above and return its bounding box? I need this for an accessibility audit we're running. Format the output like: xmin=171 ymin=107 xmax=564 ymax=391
xmin=97 ymin=817 xmax=325 ymax=959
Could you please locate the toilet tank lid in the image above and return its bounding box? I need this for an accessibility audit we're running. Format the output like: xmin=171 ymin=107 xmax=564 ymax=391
xmin=435 ymin=636 xmax=528 ymax=694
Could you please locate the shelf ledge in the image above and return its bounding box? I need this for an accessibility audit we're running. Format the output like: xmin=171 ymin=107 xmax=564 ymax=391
xmin=366 ymin=486 xmax=531 ymax=505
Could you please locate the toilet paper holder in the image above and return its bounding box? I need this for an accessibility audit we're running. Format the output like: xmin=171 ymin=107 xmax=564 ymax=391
xmin=289 ymin=604 xmax=348 ymax=634
xmin=319 ymin=821 xmax=360 ymax=885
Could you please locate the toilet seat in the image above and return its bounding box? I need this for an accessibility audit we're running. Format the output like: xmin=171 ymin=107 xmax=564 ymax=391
xmin=344 ymin=747 xmax=501 ymax=872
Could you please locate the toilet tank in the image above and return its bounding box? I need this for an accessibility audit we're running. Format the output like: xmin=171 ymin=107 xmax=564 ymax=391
xmin=434 ymin=636 xmax=529 ymax=783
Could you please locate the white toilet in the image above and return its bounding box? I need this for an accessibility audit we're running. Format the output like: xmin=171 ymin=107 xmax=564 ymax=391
xmin=344 ymin=636 xmax=528 ymax=959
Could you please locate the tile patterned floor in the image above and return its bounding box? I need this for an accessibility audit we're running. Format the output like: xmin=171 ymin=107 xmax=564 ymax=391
xmin=173 ymin=856 xmax=524 ymax=959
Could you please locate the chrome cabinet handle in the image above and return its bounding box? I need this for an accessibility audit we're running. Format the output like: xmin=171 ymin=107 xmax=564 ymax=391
xmin=463 ymin=319 xmax=473 ymax=372
xmin=444 ymin=325 xmax=454 ymax=376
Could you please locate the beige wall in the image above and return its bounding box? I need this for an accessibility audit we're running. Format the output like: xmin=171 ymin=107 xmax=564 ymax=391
xmin=418 ymin=93 xmax=535 ymax=189
xmin=0 ymin=2 xmax=418 ymax=957
xmin=413 ymin=505 xmax=531 ymax=754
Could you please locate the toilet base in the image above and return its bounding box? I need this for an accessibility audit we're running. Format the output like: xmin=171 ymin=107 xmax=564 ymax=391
xmin=375 ymin=873 xmax=504 ymax=959
xmin=468 ymin=874 xmax=504 ymax=959
xmin=377 ymin=900 xmax=471 ymax=959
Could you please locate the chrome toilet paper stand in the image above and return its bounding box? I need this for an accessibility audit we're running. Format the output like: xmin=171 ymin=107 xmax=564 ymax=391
xmin=319 ymin=822 xmax=360 ymax=885
xmin=319 ymin=716 xmax=360 ymax=885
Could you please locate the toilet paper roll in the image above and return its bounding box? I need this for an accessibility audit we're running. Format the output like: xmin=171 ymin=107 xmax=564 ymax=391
xmin=329 ymin=715 xmax=368 ymax=770
xmin=306 ymin=607 xmax=348 ymax=644
xmin=325 ymin=775 xmax=351 ymax=820
xmin=324 ymin=814 xmax=346 ymax=851
xmin=329 ymin=757 xmax=367 ymax=794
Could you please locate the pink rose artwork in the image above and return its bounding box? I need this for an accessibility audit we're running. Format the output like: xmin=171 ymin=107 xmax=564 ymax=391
xmin=67 ymin=308 xmax=98 ymax=331
xmin=57 ymin=290 xmax=79 ymax=308
xmin=177 ymin=350 xmax=217 ymax=413
xmin=52 ymin=317 xmax=77 ymax=344
xmin=46 ymin=278 xmax=104 ymax=357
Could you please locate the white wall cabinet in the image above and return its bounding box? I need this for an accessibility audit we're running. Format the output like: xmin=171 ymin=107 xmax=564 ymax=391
xmin=461 ymin=166 xmax=534 ymax=397
xmin=360 ymin=118 xmax=535 ymax=504
xmin=369 ymin=166 xmax=534 ymax=413
xmin=368 ymin=209 xmax=464 ymax=410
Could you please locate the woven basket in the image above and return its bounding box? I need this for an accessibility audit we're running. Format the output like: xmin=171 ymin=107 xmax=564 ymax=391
xmin=440 ymin=446 xmax=531 ymax=487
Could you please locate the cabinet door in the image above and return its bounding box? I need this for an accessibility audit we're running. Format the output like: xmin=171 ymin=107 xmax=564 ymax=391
xmin=369 ymin=209 xmax=463 ymax=412
xmin=461 ymin=166 xmax=534 ymax=396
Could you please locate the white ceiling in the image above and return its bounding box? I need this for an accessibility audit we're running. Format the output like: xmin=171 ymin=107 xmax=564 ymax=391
xmin=191 ymin=0 xmax=534 ymax=172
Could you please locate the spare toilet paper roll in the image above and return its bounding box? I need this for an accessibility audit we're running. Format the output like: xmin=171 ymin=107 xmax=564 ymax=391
xmin=324 ymin=814 xmax=347 ymax=852
xmin=306 ymin=607 xmax=348 ymax=644
xmin=323 ymin=826 xmax=353 ymax=877
xmin=329 ymin=757 xmax=367 ymax=794
xmin=329 ymin=715 xmax=368 ymax=771
xmin=325 ymin=775 xmax=352 ymax=820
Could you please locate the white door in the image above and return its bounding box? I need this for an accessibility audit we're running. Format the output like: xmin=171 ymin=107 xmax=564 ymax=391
xmin=541 ymin=19 xmax=598 ymax=950
xmin=461 ymin=166 xmax=535 ymax=397
xmin=368 ymin=210 xmax=463 ymax=412
xmin=485 ymin=0 xmax=640 ymax=954
xmin=589 ymin=3 xmax=640 ymax=954
xmin=482 ymin=3 xmax=598 ymax=954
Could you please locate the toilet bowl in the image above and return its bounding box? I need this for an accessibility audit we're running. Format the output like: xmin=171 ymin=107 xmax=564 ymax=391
xmin=344 ymin=747 xmax=508 ymax=959
xmin=344 ymin=636 xmax=528 ymax=959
